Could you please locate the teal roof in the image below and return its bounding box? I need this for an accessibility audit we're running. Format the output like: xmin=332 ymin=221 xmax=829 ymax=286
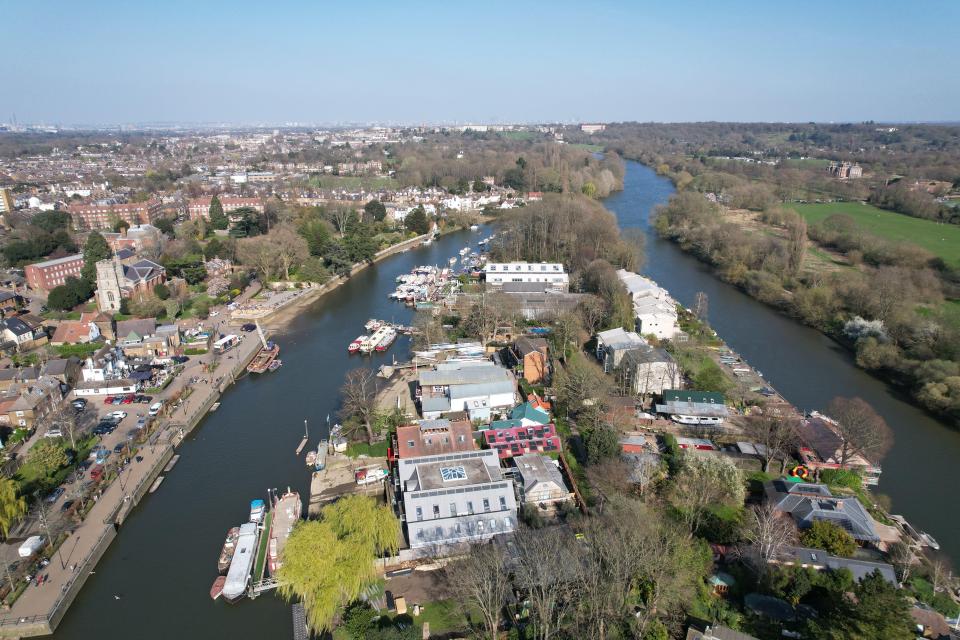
xmin=489 ymin=418 xmax=523 ymax=430
xmin=662 ymin=389 xmax=725 ymax=404
xmin=509 ymin=402 xmax=550 ymax=424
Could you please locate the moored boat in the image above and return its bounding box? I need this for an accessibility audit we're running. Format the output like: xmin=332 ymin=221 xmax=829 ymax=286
xmin=218 ymin=526 xmax=240 ymax=574
xmin=222 ymin=522 xmax=258 ymax=603
xmin=268 ymin=490 xmax=303 ymax=576
xmin=364 ymin=319 xmax=383 ymax=332
xmin=249 ymin=499 xmax=266 ymax=523
xmin=267 ymin=359 xmax=282 ymax=372
xmin=247 ymin=341 xmax=280 ymax=374
xmin=349 ymin=335 xmax=367 ymax=353
xmin=316 ymin=441 xmax=327 ymax=471
xmin=375 ymin=327 xmax=397 ymax=352
xmin=210 ymin=576 xmax=226 ymax=601
xmin=305 ymin=450 xmax=317 ymax=467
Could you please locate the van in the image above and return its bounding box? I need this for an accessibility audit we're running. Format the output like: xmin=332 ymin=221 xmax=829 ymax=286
xmin=148 ymin=402 xmax=163 ymax=417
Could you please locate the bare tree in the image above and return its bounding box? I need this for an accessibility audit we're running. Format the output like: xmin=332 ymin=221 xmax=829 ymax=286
xmin=744 ymin=412 xmax=800 ymax=473
xmin=668 ymin=454 xmax=745 ymax=537
xmin=445 ymin=543 xmax=511 ymax=640
xmin=886 ymin=540 xmax=915 ymax=583
xmin=577 ymin=295 xmax=607 ymax=336
xmin=827 ymin=397 xmax=894 ymax=466
xmin=693 ymin=291 xmax=709 ymax=323
xmin=786 ymin=216 xmax=807 ymax=277
xmin=237 ymin=236 xmax=282 ymax=281
xmin=329 ymin=207 xmax=353 ymax=238
xmin=339 ymin=368 xmax=379 ymax=443
xmin=513 ymin=527 xmax=576 ymax=640
xmin=272 ymin=224 xmax=309 ymax=281
xmin=742 ymin=503 xmax=796 ymax=580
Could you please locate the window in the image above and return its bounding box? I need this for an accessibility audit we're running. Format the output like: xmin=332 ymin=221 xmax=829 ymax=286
xmin=499 ymin=496 xmax=507 ymax=510
xmin=440 ymin=466 xmax=466 ymax=481
xmin=415 ymin=507 xmax=423 ymax=521
xmin=483 ymin=498 xmax=490 ymax=512
xmin=458 ymin=435 xmax=465 ymax=443
xmin=467 ymin=501 xmax=474 ymax=514
xmin=433 ymin=504 xmax=440 ymax=517
xmin=407 ymin=440 xmax=414 ymax=448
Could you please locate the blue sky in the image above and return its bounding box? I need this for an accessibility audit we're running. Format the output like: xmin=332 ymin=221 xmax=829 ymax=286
xmin=4 ymin=0 xmax=958 ymax=125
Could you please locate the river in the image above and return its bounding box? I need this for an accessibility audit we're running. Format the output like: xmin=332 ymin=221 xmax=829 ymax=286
xmin=53 ymin=227 xmax=490 ymax=639
xmin=604 ymin=160 xmax=959 ymax=566
xmin=54 ymin=163 xmax=958 ymax=638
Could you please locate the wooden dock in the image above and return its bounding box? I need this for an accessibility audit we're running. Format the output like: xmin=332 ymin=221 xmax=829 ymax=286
xmin=291 ymin=603 xmax=308 ymax=640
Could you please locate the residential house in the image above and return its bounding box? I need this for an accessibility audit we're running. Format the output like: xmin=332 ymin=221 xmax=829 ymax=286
xmin=616 ymin=269 xmax=682 ymax=340
xmin=0 ymin=290 xmax=24 ymax=315
xmin=0 ymin=376 xmax=64 ymax=429
xmin=187 ymin=196 xmax=264 ymax=221
xmin=595 ymin=327 xmax=647 ymax=372
xmin=796 ymin=411 xmax=882 ymax=486
xmin=483 ymin=421 xmax=561 ymax=459
xmin=497 ymin=290 xmax=585 ymax=320
xmin=514 ymin=453 xmax=573 ymax=510
xmin=685 ymin=623 xmax=759 ymax=640
xmin=764 ymin=479 xmax=880 ymax=544
xmin=417 ymin=361 xmax=516 ymax=421
xmin=396 ymin=449 xmax=518 ymax=552
xmin=511 ymin=337 xmax=549 ymax=384
xmin=509 ymin=402 xmax=551 ymax=427
xmin=40 ymin=358 xmax=81 ymax=386
xmin=0 ymin=366 xmax=39 ymax=392
xmin=395 ymin=419 xmax=476 ymax=459
xmin=765 ymin=545 xmax=896 ymax=584
xmin=655 ymin=390 xmax=729 ymax=426
xmin=1 ymin=316 xmax=46 ymax=350
xmin=619 ymin=346 xmax=680 ymax=397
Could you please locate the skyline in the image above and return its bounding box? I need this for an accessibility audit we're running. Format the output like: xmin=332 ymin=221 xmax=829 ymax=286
xmin=4 ymin=0 xmax=960 ymax=125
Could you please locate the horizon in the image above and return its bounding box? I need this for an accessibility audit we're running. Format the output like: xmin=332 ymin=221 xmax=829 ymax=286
xmin=5 ymin=0 xmax=959 ymax=125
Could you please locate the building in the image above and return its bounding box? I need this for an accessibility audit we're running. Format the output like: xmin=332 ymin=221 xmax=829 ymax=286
xmin=187 ymin=196 xmax=264 ymax=221
xmin=764 ymin=479 xmax=880 ymax=544
xmin=511 ymin=337 xmax=549 ymax=384
xmin=508 ymin=402 xmax=551 ymax=426
xmin=595 ymin=327 xmax=647 ymax=372
xmin=0 ymin=187 xmax=14 ymax=215
xmin=685 ymin=623 xmax=759 ymax=640
xmin=103 ymin=224 xmax=164 ymax=255
xmin=67 ymin=199 xmax=162 ymax=230
xmin=395 ymin=419 xmax=476 ymax=459
xmin=514 ymin=454 xmax=573 ymax=509
xmin=95 ymin=256 xmax=166 ymax=312
xmin=24 ymin=254 xmax=85 ymax=292
xmin=483 ymin=421 xmax=561 ymax=459
xmin=417 ymin=361 xmax=516 ymax=421
xmin=0 ymin=376 xmax=64 ymax=429
xmin=40 ymin=357 xmax=81 ymax=386
xmin=484 ymin=263 xmax=569 ymax=292
xmin=619 ymin=346 xmax=681 ymax=397
xmin=498 ymin=290 xmax=585 ymax=321
xmin=1 ymin=316 xmax=46 ymax=349
xmin=617 ymin=270 xmax=682 ymax=340
xmin=766 ymin=545 xmax=895 ymax=584
xmin=796 ymin=412 xmax=882 ymax=486
xmin=827 ymin=161 xmax=863 ymax=179
xmin=580 ymin=124 xmax=606 ymax=134
xmin=396 ymin=449 xmax=518 ymax=551
xmin=655 ymin=390 xmax=729 ymax=426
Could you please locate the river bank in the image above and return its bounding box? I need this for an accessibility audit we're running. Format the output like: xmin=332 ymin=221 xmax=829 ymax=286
xmin=604 ymin=160 xmax=960 ymax=566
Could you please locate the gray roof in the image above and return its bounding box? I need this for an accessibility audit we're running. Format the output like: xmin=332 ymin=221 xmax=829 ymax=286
xmin=420 ymin=363 xmax=511 ymax=387
xmin=765 ymin=480 xmax=879 ymax=542
xmin=621 ymin=345 xmax=673 ymax=366
xmin=449 ymin=380 xmax=515 ymax=400
xmin=408 ymin=455 xmax=500 ymax=491
xmin=597 ymin=327 xmax=646 ymax=352
xmin=116 ymin=318 xmax=157 ymax=340
xmin=778 ymin=546 xmax=896 ymax=584
xmin=3 ymin=317 xmax=33 ymax=336
xmin=420 ymin=395 xmax=451 ymax=413
xmin=656 ymin=400 xmax=729 ymax=418
xmin=123 ymin=259 xmax=164 ymax=284
xmin=515 ymin=454 xmax=566 ymax=494
xmin=41 ymin=358 xmax=76 ymax=376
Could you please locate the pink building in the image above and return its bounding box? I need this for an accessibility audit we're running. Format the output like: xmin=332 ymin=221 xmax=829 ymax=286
xmin=483 ymin=421 xmax=561 ymax=459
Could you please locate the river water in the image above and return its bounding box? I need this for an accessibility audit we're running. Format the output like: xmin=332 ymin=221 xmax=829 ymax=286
xmin=55 ymin=163 xmax=958 ymax=638
xmin=604 ymin=160 xmax=958 ymax=566
xmin=53 ymin=227 xmax=490 ymax=639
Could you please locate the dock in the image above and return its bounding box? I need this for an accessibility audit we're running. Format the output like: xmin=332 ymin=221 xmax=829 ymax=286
xmin=295 ymin=437 xmax=308 ymax=456
xmin=252 ymin=511 xmax=273 ymax=583
xmin=292 ymin=603 xmax=309 ymax=640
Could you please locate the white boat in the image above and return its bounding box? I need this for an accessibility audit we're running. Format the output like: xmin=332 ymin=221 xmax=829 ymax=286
xmin=249 ymin=499 xmax=266 ymax=523
xmin=316 ymin=440 xmax=327 ymax=471
xmin=222 ymin=522 xmax=258 ymax=603
xmin=469 ymin=224 xmax=479 ymax=231
xmin=448 ymin=257 xmax=457 ymax=265
xmin=422 ymin=237 xmax=432 ymax=246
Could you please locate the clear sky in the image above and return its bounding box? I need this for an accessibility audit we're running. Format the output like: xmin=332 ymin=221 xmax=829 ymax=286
xmin=4 ymin=0 xmax=958 ymax=125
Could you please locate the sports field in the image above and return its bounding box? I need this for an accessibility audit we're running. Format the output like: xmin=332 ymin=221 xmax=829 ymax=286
xmin=789 ymin=201 xmax=960 ymax=267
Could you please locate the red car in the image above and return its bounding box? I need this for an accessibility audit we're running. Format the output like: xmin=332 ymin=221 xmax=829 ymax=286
xmin=121 ymin=394 xmax=135 ymax=404
xmin=103 ymin=395 xmax=114 ymax=404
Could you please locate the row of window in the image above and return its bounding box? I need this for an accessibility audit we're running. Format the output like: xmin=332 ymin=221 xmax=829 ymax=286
xmin=413 ymin=516 xmax=514 ymax=542
xmin=487 ymin=264 xmax=562 ymax=272
xmin=414 ymin=495 xmax=509 ymax=520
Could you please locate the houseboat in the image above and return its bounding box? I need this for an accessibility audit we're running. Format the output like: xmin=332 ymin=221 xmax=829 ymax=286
xmin=348 ymin=335 xmax=367 ymax=354
xmin=221 ymin=522 xmax=258 ymax=603
xmin=374 ymin=327 xmax=397 ymax=352
xmin=315 ymin=440 xmax=328 ymax=471
xmin=246 ymin=341 xmax=280 ymax=374
xmin=268 ymin=491 xmax=302 ymax=576
xmin=217 ymin=526 xmax=240 ymax=574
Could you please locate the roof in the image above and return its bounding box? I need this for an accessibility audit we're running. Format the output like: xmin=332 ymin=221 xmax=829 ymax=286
xmin=596 ymin=327 xmax=646 ymax=352
xmin=515 ymin=336 xmax=548 ymax=356
xmin=515 ymin=454 xmax=566 ymax=494
xmin=26 ymin=253 xmax=83 ymax=269
xmin=509 ymin=402 xmax=550 ymax=424
xmin=776 ymin=546 xmax=896 ymax=584
xmin=51 ymin=320 xmax=90 ymax=345
xmin=449 ymin=380 xmax=515 ymax=400
xmin=419 ymin=362 xmax=512 ymax=388
xmin=656 ymin=400 xmax=729 ymax=418
xmin=621 ymin=345 xmax=673 ymax=366
xmin=663 ymin=389 xmax=725 ymax=404
xmin=420 ymin=395 xmax=451 ymax=413
xmin=396 ymin=420 xmax=476 ymax=458
xmin=686 ymin=624 xmax=760 ymax=640
xmin=123 ymin=259 xmax=164 ymax=284
xmin=765 ymin=479 xmax=879 ymax=542
xmin=116 ymin=318 xmax=156 ymax=340
xmin=408 ymin=455 xmax=497 ymax=491
xmin=2 ymin=317 xmax=33 ymax=337
xmin=41 ymin=358 xmax=76 ymax=377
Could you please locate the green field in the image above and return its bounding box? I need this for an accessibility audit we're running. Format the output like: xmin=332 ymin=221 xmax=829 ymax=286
xmin=570 ymin=143 xmax=604 ymax=152
xmin=309 ymin=175 xmax=399 ymax=191
xmin=789 ymin=201 xmax=960 ymax=267
xmin=782 ymin=157 xmax=831 ymax=169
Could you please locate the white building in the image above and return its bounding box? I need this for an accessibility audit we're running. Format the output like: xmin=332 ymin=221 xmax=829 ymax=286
xmin=484 ymin=263 xmax=569 ymax=292
xmin=418 ymin=361 xmax=516 ymax=421
xmin=514 ymin=454 xmax=573 ymax=510
xmin=616 ymin=269 xmax=682 ymax=340
xmin=397 ymin=449 xmax=518 ymax=552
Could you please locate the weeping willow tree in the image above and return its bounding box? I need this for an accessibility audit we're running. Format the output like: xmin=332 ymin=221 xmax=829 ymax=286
xmin=276 ymin=495 xmax=399 ymax=634
xmin=0 ymin=478 xmax=27 ymax=539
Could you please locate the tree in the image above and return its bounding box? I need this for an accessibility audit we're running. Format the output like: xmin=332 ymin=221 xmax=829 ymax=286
xmin=237 ymin=235 xmax=282 ymax=281
xmin=27 ymin=439 xmax=69 ymax=480
xmin=692 ymin=359 xmax=731 ymax=393
xmin=786 ymin=216 xmax=807 ymax=277
xmin=47 ymin=276 xmax=93 ymax=311
xmin=273 ymin=224 xmax=309 ymax=280
xmin=742 ymin=503 xmax=796 ymax=580
xmin=153 ymin=283 xmax=171 ymax=300
xmin=363 ymin=199 xmax=387 ymax=222
xmin=582 ymin=423 xmax=620 ymax=465
xmin=329 ymin=207 xmax=354 ymax=238
xmin=0 ymin=478 xmax=27 ymax=539
xmin=827 ymin=396 xmax=893 ymax=467
xmin=668 ymin=453 xmax=744 ymax=537
xmin=446 ymin=543 xmax=511 ymax=640
xmin=808 ymin=570 xmax=914 ymax=640
xmin=800 ymin=520 xmax=856 ymax=557
xmin=81 ymin=230 xmax=111 ymax=283
xmin=340 ymin=368 xmax=378 ymax=443
xmin=209 ymin=195 xmax=229 ymax=230
xmin=404 ymin=205 xmax=430 ymax=235
xmin=513 ymin=527 xmax=576 ymax=640
xmin=154 ymin=217 xmax=175 ymax=237
xmin=276 ymin=495 xmax=399 ymax=635
xmin=743 ymin=412 xmax=799 ymax=473
xmin=113 ymin=219 xmax=130 ymax=234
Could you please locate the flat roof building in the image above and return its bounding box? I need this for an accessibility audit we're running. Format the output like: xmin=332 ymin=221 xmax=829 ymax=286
xmin=24 ymin=253 xmax=85 ymax=292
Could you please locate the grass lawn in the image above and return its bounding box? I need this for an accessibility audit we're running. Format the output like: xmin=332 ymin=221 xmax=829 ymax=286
xmin=570 ymin=143 xmax=604 ymax=152
xmin=782 ymin=157 xmax=831 ymax=169
xmin=252 ymin=510 xmax=272 ymax=581
xmin=345 ymin=441 xmax=389 ymax=458
xmin=789 ymin=201 xmax=960 ymax=267
xmin=309 ymin=175 xmax=399 ymax=191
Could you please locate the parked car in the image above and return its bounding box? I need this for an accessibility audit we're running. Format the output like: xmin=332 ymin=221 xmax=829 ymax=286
xmin=171 ymin=356 xmax=189 ymax=364
xmin=148 ymin=402 xmax=163 ymax=417
xmin=44 ymin=487 xmax=65 ymax=503
xmin=135 ymin=417 xmax=147 ymax=429
xmin=60 ymin=500 xmax=75 ymax=513
xmin=89 ymin=466 xmax=104 ymax=482
xmin=93 ymin=422 xmax=116 ymax=436
xmin=89 ymin=445 xmax=109 ymax=459
xmin=125 ymin=428 xmax=140 ymax=440
xmin=71 ymin=398 xmax=87 ymax=410
xmin=139 ymin=395 xmax=154 ymax=404
xmin=111 ymin=396 xmax=125 ymax=405
xmin=241 ymin=323 xmax=256 ymax=332
xmin=43 ymin=427 xmax=63 ymax=439
xmin=121 ymin=394 xmax=135 ymax=404
xmin=18 ymin=536 xmax=45 ymax=558
xmin=103 ymin=396 xmax=115 ymax=404
xmin=112 ymin=443 xmax=126 ymax=454
xmin=109 ymin=411 xmax=127 ymax=421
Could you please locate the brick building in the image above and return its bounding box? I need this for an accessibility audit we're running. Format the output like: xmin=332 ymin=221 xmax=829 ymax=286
xmin=67 ymin=199 xmax=162 ymax=230
xmin=24 ymin=254 xmax=85 ymax=292
xmin=187 ymin=196 xmax=264 ymax=221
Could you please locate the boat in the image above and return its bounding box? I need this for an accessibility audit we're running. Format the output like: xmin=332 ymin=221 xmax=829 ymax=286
xmin=210 ymin=576 xmax=226 ymax=601
xmin=267 ymin=359 xmax=282 ymax=372
xmin=221 ymin=522 xmax=258 ymax=603
xmin=364 ymin=319 xmax=383 ymax=332
xmin=315 ymin=441 xmax=327 ymax=471
xmin=247 ymin=341 xmax=280 ymax=374
xmin=249 ymin=499 xmax=266 ymax=523
xmin=349 ymin=335 xmax=367 ymax=353
xmin=448 ymin=257 xmax=457 ymax=265
xmin=218 ymin=526 xmax=241 ymax=574
xmin=305 ymin=451 xmax=317 ymax=467
xmin=374 ymin=327 xmax=397 ymax=352
xmin=209 ymin=402 xmax=221 ymax=413
xmin=921 ymin=532 xmax=941 ymax=551
xmin=362 ymin=326 xmax=393 ymax=354
xmin=422 ymin=237 xmax=432 ymax=246
xmin=268 ymin=491 xmax=302 ymax=576
xmin=148 ymin=476 xmax=165 ymax=493
xmin=469 ymin=224 xmax=479 ymax=231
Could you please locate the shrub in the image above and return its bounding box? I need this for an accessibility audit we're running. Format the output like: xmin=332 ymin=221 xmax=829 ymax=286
xmin=800 ymin=520 xmax=856 ymax=557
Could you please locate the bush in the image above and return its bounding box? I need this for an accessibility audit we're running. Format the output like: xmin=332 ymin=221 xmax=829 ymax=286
xmin=800 ymin=520 xmax=856 ymax=557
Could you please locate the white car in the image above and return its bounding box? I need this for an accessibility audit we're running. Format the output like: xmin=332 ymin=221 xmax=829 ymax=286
xmin=43 ymin=427 xmax=63 ymax=439
xmin=109 ymin=411 xmax=128 ymax=421
xmin=208 ymin=310 xmax=219 ymax=317
xmin=148 ymin=402 xmax=163 ymax=417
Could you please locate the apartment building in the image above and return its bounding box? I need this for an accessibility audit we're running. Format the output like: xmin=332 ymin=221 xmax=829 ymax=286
xmin=187 ymin=196 xmax=264 ymax=221
xmin=67 ymin=199 xmax=162 ymax=230
xmin=24 ymin=254 xmax=85 ymax=292
xmin=483 ymin=262 xmax=569 ymax=292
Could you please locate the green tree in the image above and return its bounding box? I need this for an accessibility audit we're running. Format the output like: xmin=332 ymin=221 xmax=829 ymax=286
xmin=154 ymin=217 xmax=175 ymax=237
xmin=582 ymin=423 xmax=620 ymax=465
xmin=209 ymin=195 xmax=229 ymax=230
xmin=47 ymin=276 xmax=93 ymax=311
xmin=113 ymin=219 xmax=130 ymax=233
xmin=276 ymin=495 xmax=400 ymax=634
xmin=800 ymin=520 xmax=857 ymax=557
xmin=153 ymin=283 xmax=171 ymax=300
xmin=692 ymin=359 xmax=732 ymax=393
xmin=404 ymin=205 xmax=430 ymax=235
xmin=81 ymin=230 xmax=111 ymax=283
xmin=809 ymin=570 xmax=914 ymax=640
xmin=363 ymin=199 xmax=387 ymax=222
xmin=0 ymin=478 xmax=27 ymax=539
xmin=27 ymin=439 xmax=69 ymax=480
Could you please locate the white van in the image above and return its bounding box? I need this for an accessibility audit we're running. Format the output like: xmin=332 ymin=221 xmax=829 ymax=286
xmin=148 ymin=401 xmax=163 ymax=417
